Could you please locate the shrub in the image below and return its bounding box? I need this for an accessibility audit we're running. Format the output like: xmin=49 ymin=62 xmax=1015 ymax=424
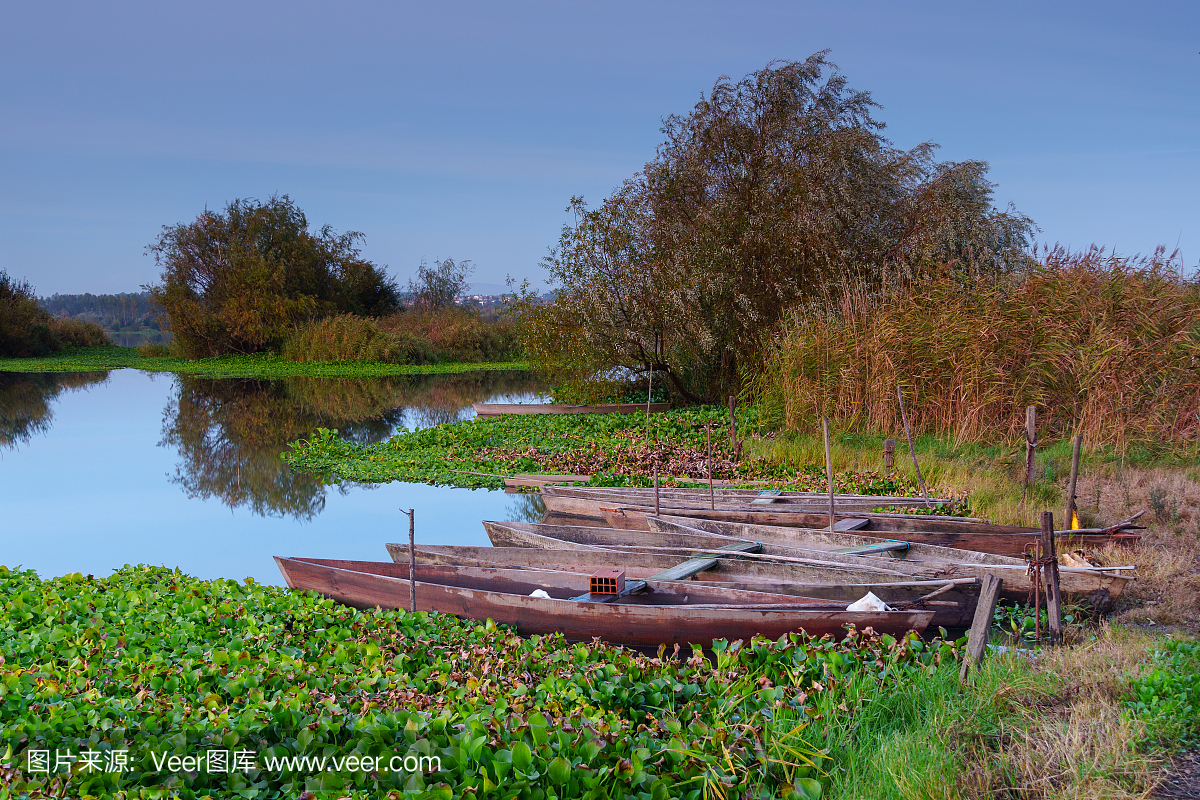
xmin=146 ymin=195 xmax=399 ymax=358
xmin=379 ymin=308 xmax=519 ymax=362
xmin=48 ymin=317 xmax=109 ymax=348
xmin=281 ymin=314 xmax=437 ymax=365
xmin=0 ymin=271 xmax=107 ymax=357
xmin=751 ymin=246 xmax=1200 ymax=450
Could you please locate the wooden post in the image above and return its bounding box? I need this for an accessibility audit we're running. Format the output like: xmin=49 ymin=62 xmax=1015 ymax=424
xmin=729 ymin=395 xmax=737 ymax=459
xmin=403 ymin=508 xmax=416 ymax=613
xmin=1024 ymin=406 xmax=1038 ymax=493
xmin=823 ymin=418 xmax=835 ymax=533
xmin=645 ymin=370 xmax=653 ymax=445
xmin=707 ymin=427 xmax=714 ymax=510
xmin=896 ymin=386 xmax=931 ymax=508
xmin=1065 ymin=434 xmax=1082 ymax=529
xmin=654 ymin=469 xmax=660 ymax=516
xmin=960 ymin=573 xmax=1004 ymax=680
xmin=1040 ymin=510 xmax=1063 ymax=643
xmin=883 ymin=438 xmax=895 ymax=472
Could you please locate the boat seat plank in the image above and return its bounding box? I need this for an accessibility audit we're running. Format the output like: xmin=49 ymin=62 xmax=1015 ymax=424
xmin=833 ymin=518 xmax=871 ymax=531
xmin=649 ymin=541 xmax=762 ymax=581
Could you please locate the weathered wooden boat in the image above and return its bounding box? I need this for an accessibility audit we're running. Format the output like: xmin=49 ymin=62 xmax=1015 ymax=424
xmin=544 ymin=494 xmax=945 ymax=525
xmin=545 ymin=485 xmax=957 ymax=508
xmin=484 ymin=520 xmax=930 ymax=579
xmin=473 ymin=402 xmax=671 ymax=417
xmin=592 ymin=505 xmax=1140 ymax=557
xmin=274 ymin=557 xmax=933 ymax=646
xmin=647 ymin=516 xmax=1133 ymax=605
xmin=483 ymin=519 xmax=1132 ymax=605
xmin=385 ymin=543 xmax=981 ymax=628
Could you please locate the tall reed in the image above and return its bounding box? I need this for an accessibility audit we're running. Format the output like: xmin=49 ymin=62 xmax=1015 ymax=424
xmin=751 ymin=247 xmax=1200 ymax=450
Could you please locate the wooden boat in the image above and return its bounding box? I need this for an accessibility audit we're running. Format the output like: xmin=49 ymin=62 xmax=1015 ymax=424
xmin=545 ymin=485 xmax=956 ymax=508
xmin=473 ymin=402 xmax=670 ymax=416
xmin=647 ymin=516 xmax=1133 ymax=605
xmin=484 ymin=520 xmax=931 ymax=580
xmin=592 ymin=505 xmax=1140 ymax=557
xmin=483 ymin=519 xmax=1131 ymax=606
xmin=542 ymin=494 xmax=936 ymax=522
xmin=274 ymin=557 xmax=933 ymax=646
xmin=385 ymin=543 xmax=981 ymax=628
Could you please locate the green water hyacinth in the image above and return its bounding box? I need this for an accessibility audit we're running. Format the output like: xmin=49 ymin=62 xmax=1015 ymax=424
xmin=0 ymin=565 xmax=964 ymax=799
xmin=284 ymin=406 xmax=934 ymax=497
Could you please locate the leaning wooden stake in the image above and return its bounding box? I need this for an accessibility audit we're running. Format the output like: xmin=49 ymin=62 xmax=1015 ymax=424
xmin=896 ymin=386 xmax=931 ymax=507
xmin=1065 ymin=434 xmax=1082 ymax=529
xmin=403 ymin=508 xmax=416 ymax=613
xmin=1040 ymin=510 xmax=1063 ymax=643
xmin=1024 ymin=406 xmax=1038 ymax=495
xmin=822 ymin=418 xmax=835 ymax=533
xmin=960 ymin=573 xmax=1004 ymax=680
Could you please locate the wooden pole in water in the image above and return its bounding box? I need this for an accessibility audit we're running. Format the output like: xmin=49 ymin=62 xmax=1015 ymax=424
xmin=729 ymin=395 xmax=737 ymax=459
xmin=823 ymin=418 xmax=835 ymax=533
xmin=645 ymin=370 xmax=653 ymax=446
xmin=897 ymin=386 xmax=931 ymax=508
xmin=707 ymin=427 xmax=714 ymax=510
xmin=403 ymin=508 xmax=416 ymax=613
xmin=1065 ymin=434 xmax=1082 ymax=530
xmin=654 ymin=468 xmax=660 ymax=516
xmin=1024 ymin=406 xmax=1038 ymax=496
xmin=1040 ymin=511 xmax=1063 ymax=643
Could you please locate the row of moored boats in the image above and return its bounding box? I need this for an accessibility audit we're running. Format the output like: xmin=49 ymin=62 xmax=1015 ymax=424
xmin=276 ymin=485 xmax=1142 ymax=648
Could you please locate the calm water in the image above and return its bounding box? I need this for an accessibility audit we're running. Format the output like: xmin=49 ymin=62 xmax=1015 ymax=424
xmin=0 ymin=369 xmax=548 ymax=584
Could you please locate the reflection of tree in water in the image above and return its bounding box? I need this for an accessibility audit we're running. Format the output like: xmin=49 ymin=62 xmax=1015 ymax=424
xmin=0 ymin=372 xmax=109 ymax=450
xmin=160 ymin=370 xmax=544 ymax=519
xmin=505 ymin=492 xmax=547 ymax=523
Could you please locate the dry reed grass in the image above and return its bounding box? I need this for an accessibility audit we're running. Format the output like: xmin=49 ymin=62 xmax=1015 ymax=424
xmin=957 ymin=626 xmax=1164 ymax=800
xmin=752 ymin=247 xmax=1200 ymax=451
xmin=379 ymin=308 xmax=518 ymax=363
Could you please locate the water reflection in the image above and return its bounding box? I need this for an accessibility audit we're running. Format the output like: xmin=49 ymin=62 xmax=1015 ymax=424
xmin=0 ymin=372 xmax=110 ymax=450
xmin=159 ymin=371 xmax=545 ymax=520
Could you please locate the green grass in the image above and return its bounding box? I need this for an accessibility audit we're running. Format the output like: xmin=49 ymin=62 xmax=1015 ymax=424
xmin=0 ymin=564 xmax=966 ymax=800
xmin=0 ymin=346 xmax=528 ymax=378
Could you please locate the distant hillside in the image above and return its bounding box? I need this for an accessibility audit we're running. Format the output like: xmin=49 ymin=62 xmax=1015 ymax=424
xmin=39 ymin=292 xmax=163 ymax=332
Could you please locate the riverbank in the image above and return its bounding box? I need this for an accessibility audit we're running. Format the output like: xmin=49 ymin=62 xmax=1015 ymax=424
xmin=0 ymin=347 xmax=528 ymax=378
xmin=3 ymin=564 xmax=1193 ymax=799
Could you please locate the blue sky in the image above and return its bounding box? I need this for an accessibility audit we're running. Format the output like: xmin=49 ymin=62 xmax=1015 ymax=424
xmin=2 ymin=1 xmax=1196 ymax=295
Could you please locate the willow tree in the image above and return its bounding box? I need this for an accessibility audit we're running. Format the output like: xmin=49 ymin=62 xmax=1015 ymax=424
xmin=529 ymin=53 xmax=1035 ymax=402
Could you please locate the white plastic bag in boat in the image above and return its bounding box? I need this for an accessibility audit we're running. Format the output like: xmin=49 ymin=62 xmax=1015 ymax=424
xmin=529 ymin=589 xmax=552 ymax=599
xmin=846 ymin=591 xmax=890 ymax=612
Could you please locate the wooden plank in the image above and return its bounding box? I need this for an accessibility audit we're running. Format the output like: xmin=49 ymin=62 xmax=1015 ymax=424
xmin=649 ymin=541 xmax=762 ymax=581
xmin=960 ymin=573 xmax=1003 ymax=680
xmin=834 ymin=518 xmax=871 ymax=531
xmin=833 ymin=540 xmax=911 ymax=557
